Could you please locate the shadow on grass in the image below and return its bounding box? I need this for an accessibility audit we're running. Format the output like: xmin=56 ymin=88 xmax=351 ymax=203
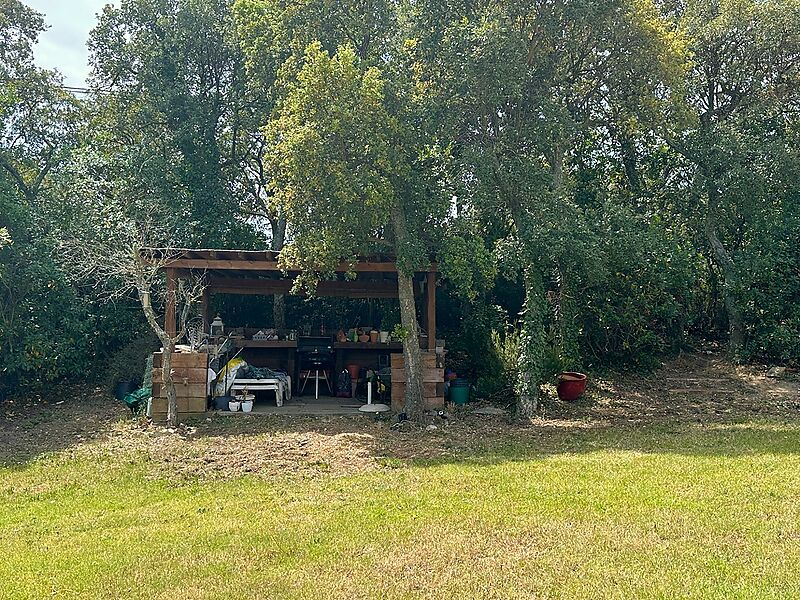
xmin=2 ymin=353 xmax=799 ymax=474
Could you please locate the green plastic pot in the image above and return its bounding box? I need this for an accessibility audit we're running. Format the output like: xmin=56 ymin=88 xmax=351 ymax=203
xmin=449 ymin=379 xmax=470 ymax=405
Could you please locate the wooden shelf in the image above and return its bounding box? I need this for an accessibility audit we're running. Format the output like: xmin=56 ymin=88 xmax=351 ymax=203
xmin=232 ymin=339 xmax=298 ymax=348
xmin=333 ymin=342 xmax=403 ymax=350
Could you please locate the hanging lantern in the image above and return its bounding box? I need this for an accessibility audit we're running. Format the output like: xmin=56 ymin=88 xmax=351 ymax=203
xmin=210 ymin=315 xmax=224 ymax=337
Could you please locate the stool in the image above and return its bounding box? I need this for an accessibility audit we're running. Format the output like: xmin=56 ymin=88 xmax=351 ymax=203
xmin=299 ymin=355 xmax=333 ymax=399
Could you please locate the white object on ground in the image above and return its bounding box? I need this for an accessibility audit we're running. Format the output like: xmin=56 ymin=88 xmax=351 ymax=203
xmin=359 ymin=380 xmax=390 ymax=413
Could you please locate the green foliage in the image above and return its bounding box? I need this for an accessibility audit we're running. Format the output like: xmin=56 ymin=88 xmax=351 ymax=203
xmin=88 ymin=0 xmax=259 ymax=248
xmin=2 ymin=0 xmax=800 ymax=400
xmin=264 ymin=42 xmax=403 ymax=282
xmin=475 ymin=327 xmax=521 ymax=400
xmin=577 ymin=203 xmax=700 ymax=368
xmin=105 ymin=333 xmax=160 ymax=387
xmin=736 ymin=198 xmax=800 ymax=362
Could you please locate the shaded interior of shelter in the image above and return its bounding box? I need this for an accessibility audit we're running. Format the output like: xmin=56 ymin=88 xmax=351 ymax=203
xmin=144 ymin=248 xmax=443 ymax=415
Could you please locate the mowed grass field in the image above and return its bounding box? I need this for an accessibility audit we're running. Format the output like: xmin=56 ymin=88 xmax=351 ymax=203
xmin=2 ymin=419 xmax=800 ymax=599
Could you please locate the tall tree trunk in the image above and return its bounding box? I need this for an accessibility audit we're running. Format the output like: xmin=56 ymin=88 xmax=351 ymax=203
xmin=390 ymin=203 xmax=425 ymax=420
xmin=139 ymin=288 xmax=179 ymax=427
xmin=516 ymin=265 xmax=546 ymax=419
xmin=704 ymin=182 xmax=745 ymax=356
xmin=161 ymin=339 xmax=178 ymax=427
xmin=397 ymin=270 xmax=425 ymax=418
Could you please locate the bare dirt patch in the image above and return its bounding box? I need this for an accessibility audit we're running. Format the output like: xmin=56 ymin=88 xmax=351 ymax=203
xmin=547 ymin=349 xmax=800 ymax=426
xmin=2 ymin=351 xmax=798 ymax=480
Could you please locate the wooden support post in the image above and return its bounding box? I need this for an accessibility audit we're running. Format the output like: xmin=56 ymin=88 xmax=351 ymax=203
xmin=427 ymin=270 xmax=436 ymax=350
xmin=165 ymin=268 xmax=177 ymax=339
xmin=200 ymin=289 xmax=210 ymax=332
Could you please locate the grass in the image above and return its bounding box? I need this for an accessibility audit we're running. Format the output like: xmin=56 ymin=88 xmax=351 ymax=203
xmin=2 ymin=421 xmax=800 ymax=599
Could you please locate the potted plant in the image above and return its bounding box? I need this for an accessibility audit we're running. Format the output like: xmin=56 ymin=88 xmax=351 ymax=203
xmin=369 ymin=329 xmax=379 ymax=343
xmin=228 ymin=398 xmax=241 ymax=412
xmin=238 ymin=387 xmax=254 ymax=412
xmin=378 ymin=317 xmax=392 ymax=343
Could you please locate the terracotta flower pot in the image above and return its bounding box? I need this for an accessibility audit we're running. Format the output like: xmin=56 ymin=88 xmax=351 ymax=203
xmin=557 ymin=372 xmax=587 ymax=401
xmin=369 ymin=330 xmax=379 ymax=343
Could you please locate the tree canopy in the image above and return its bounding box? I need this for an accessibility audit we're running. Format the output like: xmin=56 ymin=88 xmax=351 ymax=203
xmin=2 ymin=0 xmax=799 ymax=416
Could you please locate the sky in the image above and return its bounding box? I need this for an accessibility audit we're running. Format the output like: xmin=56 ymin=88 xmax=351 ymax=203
xmin=26 ymin=0 xmax=112 ymax=87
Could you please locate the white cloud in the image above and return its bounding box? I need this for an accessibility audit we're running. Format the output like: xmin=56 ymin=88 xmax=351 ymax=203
xmin=26 ymin=0 xmax=113 ymax=87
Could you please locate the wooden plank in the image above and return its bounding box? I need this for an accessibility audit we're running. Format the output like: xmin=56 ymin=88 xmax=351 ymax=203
xmin=142 ymin=248 xmax=438 ymax=272
xmin=424 ymin=396 xmax=445 ymax=410
xmin=152 ymin=382 xmax=207 ymax=398
xmin=390 ymin=352 xmax=438 ymax=369
xmin=200 ymin=289 xmax=210 ymax=331
xmin=209 ymin=278 xmax=400 ymax=299
xmin=152 ymin=366 xmax=208 ymax=384
xmin=153 ymin=352 xmax=207 ymax=368
xmin=232 ymin=339 xmax=298 ymax=348
xmin=427 ymin=271 xmax=436 ymax=350
xmin=151 ymin=396 xmax=207 ymax=414
xmin=334 ymin=342 xmax=403 ymax=350
xmin=390 ymin=388 xmax=444 ymax=411
xmin=390 ymin=368 xmax=443 ymax=384
xmin=165 ymin=268 xmax=177 ymax=338
xmin=167 ymin=258 xmax=410 ymax=273
xmin=390 ymin=381 xmax=441 ymax=398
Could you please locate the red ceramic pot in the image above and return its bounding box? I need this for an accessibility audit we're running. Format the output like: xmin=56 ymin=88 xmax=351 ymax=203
xmin=557 ymin=372 xmax=587 ymax=401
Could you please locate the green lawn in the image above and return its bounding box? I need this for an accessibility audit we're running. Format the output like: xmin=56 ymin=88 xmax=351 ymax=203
xmin=2 ymin=421 xmax=800 ymax=599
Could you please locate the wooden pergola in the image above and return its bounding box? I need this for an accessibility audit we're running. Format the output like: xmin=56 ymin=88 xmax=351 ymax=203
xmin=148 ymin=248 xmax=437 ymax=349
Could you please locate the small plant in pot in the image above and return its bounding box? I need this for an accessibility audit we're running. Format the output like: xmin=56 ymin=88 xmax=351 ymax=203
xmin=238 ymin=387 xmax=255 ymax=413
xmin=228 ymin=398 xmax=241 ymax=412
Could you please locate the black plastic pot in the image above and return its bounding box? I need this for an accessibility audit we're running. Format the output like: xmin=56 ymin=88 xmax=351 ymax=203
xmin=213 ymin=395 xmax=233 ymax=411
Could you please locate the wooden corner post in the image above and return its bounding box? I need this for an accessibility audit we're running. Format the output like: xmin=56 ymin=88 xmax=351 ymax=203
xmin=427 ymin=270 xmax=436 ymax=350
xmin=165 ymin=267 xmax=177 ymax=338
xmin=200 ymin=288 xmax=210 ymax=332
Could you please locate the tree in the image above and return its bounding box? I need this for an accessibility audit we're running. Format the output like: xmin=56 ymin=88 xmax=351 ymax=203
xmin=234 ymin=0 xmax=399 ymax=327
xmin=408 ymin=0 xmax=685 ymax=416
xmin=87 ymin=0 xmax=256 ymax=248
xmin=55 ymin=174 xmax=204 ymax=427
xmin=0 ymin=0 xmax=80 ymax=204
xmin=0 ymin=0 xmax=91 ymax=391
xmin=663 ymin=0 xmax=800 ymax=356
xmin=261 ymin=42 xmax=440 ymax=419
